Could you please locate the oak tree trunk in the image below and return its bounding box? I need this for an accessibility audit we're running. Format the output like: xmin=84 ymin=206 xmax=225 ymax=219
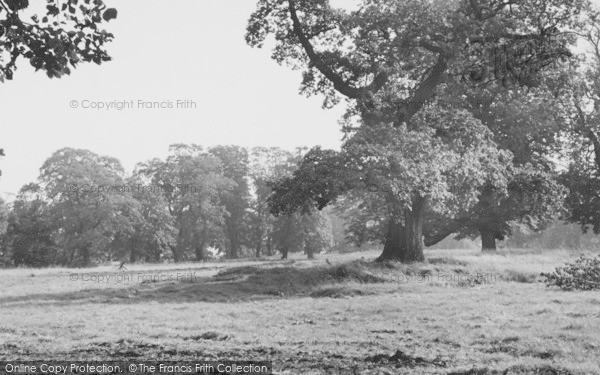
xmin=228 ymin=241 xmax=239 ymax=259
xmin=195 ymin=245 xmax=205 ymax=261
xmin=402 ymin=196 xmax=426 ymax=262
xmin=377 ymin=196 xmax=426 ymax=262
xmin=377 ymin=219 xmax=405 ymax=261
xmin=81 ymin=246 xmax=91 ymax=267
xmin=256 ymin=240 xmax=262 ymax=258
xmin=480 ymin=228 xmax=497 ymax=252
xmin=172 ymin=243 xmax=182 ymax=263
xmin=266 ymin=236 xmax=274 ymax=256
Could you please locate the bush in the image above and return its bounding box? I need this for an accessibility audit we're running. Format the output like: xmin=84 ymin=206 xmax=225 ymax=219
xmin=541 ymin=255 xmax=600 ymax=290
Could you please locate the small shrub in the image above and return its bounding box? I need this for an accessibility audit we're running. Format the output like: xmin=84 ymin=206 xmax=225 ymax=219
xmin=541 ymin=255 xmax=600 ymax=291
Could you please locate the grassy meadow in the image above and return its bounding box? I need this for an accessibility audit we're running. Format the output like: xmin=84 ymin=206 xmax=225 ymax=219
xmin=0 ymin=248 xmax=599 ymax=374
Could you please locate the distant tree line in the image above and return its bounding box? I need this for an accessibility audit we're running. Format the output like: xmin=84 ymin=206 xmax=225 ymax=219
xmin=0 ymin=146 xmax=336 ymax=267
xmin=3 ymin=0 xmax=600 ymax=267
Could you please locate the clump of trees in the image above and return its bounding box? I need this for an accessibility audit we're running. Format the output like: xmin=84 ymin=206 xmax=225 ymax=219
xmin=0 ymin=146 xmax=336 ymax=267
xmin=4 ymin=0 xmax=600 ymax=269
xmin=272 ymin=209 xmax=333 ymax=260
xmin=246 ymin=0 xmax=591 ymax=262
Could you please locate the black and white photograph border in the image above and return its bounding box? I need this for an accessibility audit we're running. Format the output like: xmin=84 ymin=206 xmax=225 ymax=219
xmin=0 ymin=0 xmax=600 ymax=374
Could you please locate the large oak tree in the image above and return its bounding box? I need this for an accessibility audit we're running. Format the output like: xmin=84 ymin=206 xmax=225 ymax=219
xmin=247 ymin=0 xmax=585 ymax=261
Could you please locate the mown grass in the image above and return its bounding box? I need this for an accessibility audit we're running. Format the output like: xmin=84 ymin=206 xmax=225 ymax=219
xmin=0 ymin=248 xmax=599 ymax=374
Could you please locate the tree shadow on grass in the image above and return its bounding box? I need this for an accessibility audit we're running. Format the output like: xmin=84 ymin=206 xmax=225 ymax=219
xmin=0 ymin=263 xmax=386 ymax=307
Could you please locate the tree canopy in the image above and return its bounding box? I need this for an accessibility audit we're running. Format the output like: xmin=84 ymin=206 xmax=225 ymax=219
xmin=0 ymin=0 xmax=117 ymax=81
xmin=247 ymin=0 xmax=587 ymax=261
xmin=559 ymin=7 xmax=600 ymax=234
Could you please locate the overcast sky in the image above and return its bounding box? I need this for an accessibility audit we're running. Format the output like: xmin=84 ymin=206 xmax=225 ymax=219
xmin=0 ymin=0 xmax=599 ymax=199
xmin=0 ymin=0 xmax=346 ymax=198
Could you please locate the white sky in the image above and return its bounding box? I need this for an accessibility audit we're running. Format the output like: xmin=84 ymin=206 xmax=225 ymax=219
xmin=0 ymin=1 xmax=346 ymax=198
xmin=0 ymin=0 xmax=598 ymax=199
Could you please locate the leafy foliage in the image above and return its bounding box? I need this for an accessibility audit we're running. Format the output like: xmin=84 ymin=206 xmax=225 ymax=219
xmin=268 ymin=147 xmax=353 ymax=216
xmin=0 ymin=0 xmax=118 ymax=81
xmin=0 ymin=145 xmax=339 ymax=267
xmin=272 ymin=209 xmax=334 ymax=259
xmin=112 ymin=175 xmax=178 ymax=263
xmin=344 ymin=107 xmax=511 ymax=215
xmin=208 ymin=146 xmax=252 ymax=259
xmin=445 ymin=84 xmax=569 ymax=248
xmin=541 ymin=255 xmax=600 ymax=291
xmin=246 ymin=0 xmax=585 ymax=261
xmin=559 ymin=7 xmax=600 ymax=236
xmin=269 ymin=106 xmax=511 ymax=251
xmin=4 ymin=186 xmax=58 ymax=267
xmin=246 ymin=0 xmax=583 ymax=119
xmin=37 ymin=148 xmax=138 ymax=266
xmin=247 ymin=147 xmax=297 ymax=256
xmin=453 ymin=166 xmax=566 ymax=245
xmin=137 ymin=144 xmax=232 ymax=261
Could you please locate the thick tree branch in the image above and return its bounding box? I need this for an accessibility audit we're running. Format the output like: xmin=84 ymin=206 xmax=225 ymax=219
xmin=573 ymin=100 xmax=600 ymax=174
xmin=415 ymin=40 xmax=447 ymax=55
xmin=424 ymin=215 xmax=472 ymax=247
xmin=469 ymin=0 xmax=518 ymax=21
xmin=0 ymin=0 xmax=12 ymax=14
xmin=287 ymin=0 xmax=387 ymax=100
xmin=587 ymin=129 xmax=600 ymax=174
xmin=396 ymin=54 xmax=448 ymax=127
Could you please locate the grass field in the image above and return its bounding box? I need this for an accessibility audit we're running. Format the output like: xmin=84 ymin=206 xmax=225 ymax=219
xmin=1 ymin=249 xmax=599 ymax=374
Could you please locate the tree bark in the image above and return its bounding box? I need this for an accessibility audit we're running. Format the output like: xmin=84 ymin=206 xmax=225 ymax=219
xmin=480 ymin=228 xmax=497 ymax=252
xmin=196 ymin=227 xmax=208 ymax=262
xmin=588 ymin=129 xmax=600 ymax=173
xmin=377 ymin=196 xmax=426 ymax=262
xmin=129 ymin=238 xmax=137 ymax=263
xmin=171 ymin=243 xmax=181 ymax=263
xmin=281 ymin=247 xmax=289 ymax=260
xmin=306 ymin=246 xmax=315 ymax=260
xmin=81 ymin=245 xmax=91 ymax=267
xmin=266 ymin=235 xmax=273 ymax=256
xmin=256 ymin=240 xmax=262 ymax=258
xmin=377 ymin=219 xmax=406 ymax=261
xmin=195 ymin=245 xmax=205 ymax=262
xmin=224 ymin=219 xmax=240 ymax=259
xmin=402 ymin=196 xmax=426 ymax=262
xmin=228 ymin=241 xmax=239 ymax=259
xmin=424 ymin=215 xmax=472 ymax=247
